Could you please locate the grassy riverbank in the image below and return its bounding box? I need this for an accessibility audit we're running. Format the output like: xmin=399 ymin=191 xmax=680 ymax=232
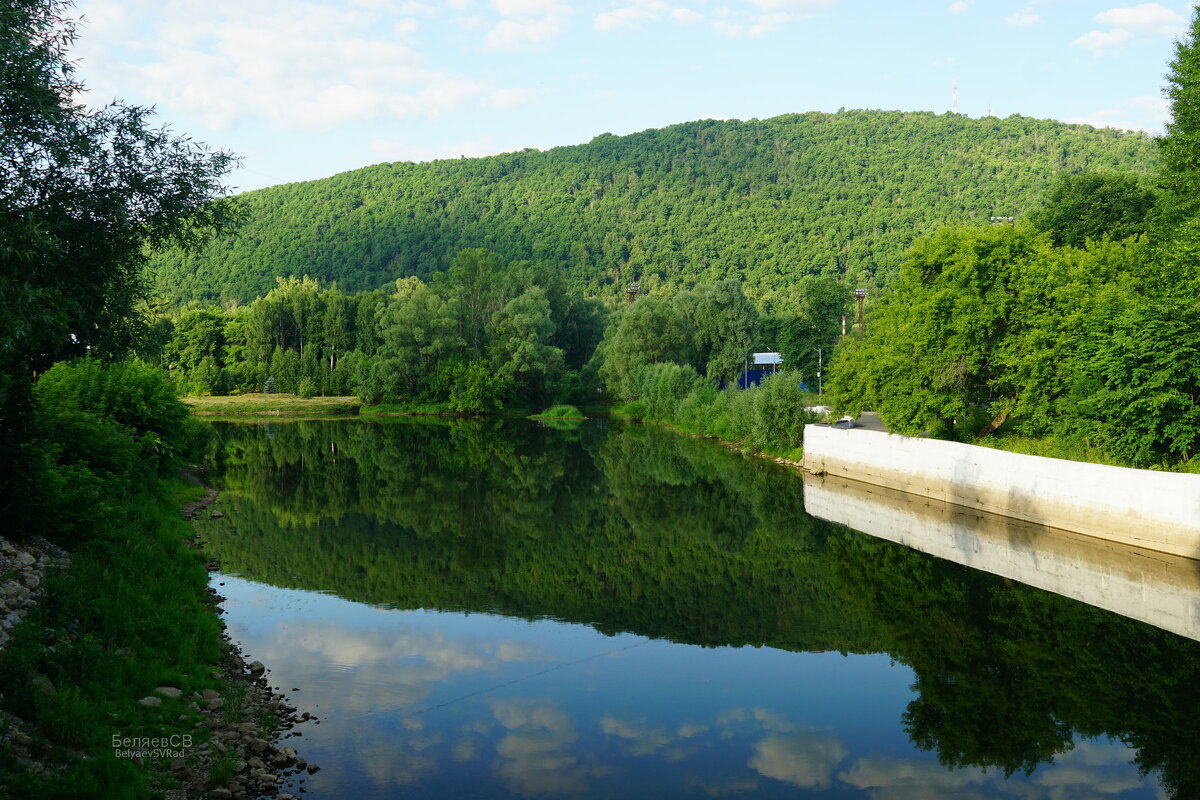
xmin=0 ymin=477 xmax=224 ymax=798
xmin=0 ymin=359 xmax=312 ymax=799
xmin=185 ymin=393 xmax=361 ymax=416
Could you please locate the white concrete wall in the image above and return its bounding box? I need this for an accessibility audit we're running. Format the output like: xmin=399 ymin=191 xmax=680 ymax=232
xmin=803 ymin=473 xmax=1200 ymax=641
xmin=803 ymin=425 xmax=1200 ymax=559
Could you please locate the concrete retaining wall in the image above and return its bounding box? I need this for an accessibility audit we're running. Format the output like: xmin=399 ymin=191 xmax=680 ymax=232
xmin=803 ymin=473 xmax=1200 ymax=641
xmin=802 ymin=425 xmax=1200 ymax=559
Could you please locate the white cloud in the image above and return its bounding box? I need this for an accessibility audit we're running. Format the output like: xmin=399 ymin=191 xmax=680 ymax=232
xmin=600 ymin=715 xmax=675 ymax=756
xmin=593 ymin=1 xmax=710 ymax=32
xmin=595 ymin=0 xmax=669 ymax=32
xmin=743 ymin=0 xmax=838 ymax=10
xmin=74 ymin=0 xmax=527 ymax=130
xmin=480 ymin=86 xmax=544 ymax=108
xmin=491 ymin=0 xmax=561 ymax=13
xmin=1074 ymin=3 xmax=1186 ymax=54
xmin=1005 ymin=10 xmax=1040 ymax=26
xmin=484 ymin=0 xmax=571 ymax=49
xmin=1073 ymin=27 xmax=1133 ymax=52
xmin=1094 ymin=2 xmax=1186 ymax=35
xmin=749 ymin=732 xmax=848 ymax=789
xmin=947 ymin=1 xmax=971 ymax=14
xmin=706 ymin=0 xmax=838 ymax=37
xmin=490 ymin=698 xmax=614 ymax=797
xmin=1066 ymin=93 xmax=1168 ymax=133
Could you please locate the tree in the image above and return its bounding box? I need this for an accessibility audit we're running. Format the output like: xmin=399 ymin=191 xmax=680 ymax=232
xmin=1028 ymin=172 xmax=1155 ymax=247
xmin=673 ymin=280 xmax=759 ymax=382
xmin=1159 ymin=7 xmax=1200 ymax=226
xmin=0 ymin=0 xmax=237 ymax=521
xmin=825 ymin=225 xmax=1052 ymax=438
xmin=490 ymin=286 xmax=563 ymax=405
xmin=596 ymin=297 xmax=693 ymax=400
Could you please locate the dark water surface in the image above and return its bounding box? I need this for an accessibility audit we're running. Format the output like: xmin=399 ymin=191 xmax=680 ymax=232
xmin=195 ymin=418 xmax=1200 ymax=799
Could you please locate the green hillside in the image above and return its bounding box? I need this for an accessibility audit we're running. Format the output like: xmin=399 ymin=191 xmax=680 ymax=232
xmin=151 ymin=110 xmax=1155 ymax=305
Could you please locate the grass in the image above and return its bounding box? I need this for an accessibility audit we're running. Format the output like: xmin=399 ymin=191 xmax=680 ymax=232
xmin=976 ymin=432 xmax=1200 ymax=474
xmin=974 ymin=433 xmax=1124 ymax=466
xmin=359 ymin=401 xmax=458 ymax=416
xmin=529 ymin=404 xmax=586 ymax=420
xmin=0 ymin=475 xmax=231 ymax=799
xmin=185 ymin=393 xmax=360 ymax=415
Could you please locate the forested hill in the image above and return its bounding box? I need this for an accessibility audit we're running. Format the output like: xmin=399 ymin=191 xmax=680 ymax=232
xmin=152 ymin=109 xmax=1156 ymax=305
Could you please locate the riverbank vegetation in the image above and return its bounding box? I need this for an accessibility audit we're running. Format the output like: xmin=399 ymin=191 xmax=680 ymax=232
xmin=0 ymin=360 xmax=233 ymax=797
xmin=0 ymin=2 xmax=258 ymax=797
xmin=152 ymin=259 xmax=846 ymax=455
xmin=186 ymin=393 xmax=361 ymax=416
xmin=826 ymin=9 xmax=1200 ymax=471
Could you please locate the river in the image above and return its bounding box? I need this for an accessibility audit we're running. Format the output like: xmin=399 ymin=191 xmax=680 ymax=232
xmin=193 ymin=417 xmax=1200 ymax=799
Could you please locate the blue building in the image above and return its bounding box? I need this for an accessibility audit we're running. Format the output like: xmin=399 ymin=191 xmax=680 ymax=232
xmin=738 ymin=352 xmax=784 ymax=389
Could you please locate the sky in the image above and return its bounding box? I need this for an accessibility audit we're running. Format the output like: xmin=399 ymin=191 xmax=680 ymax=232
xmin=68 ymin=0 xmax=1196 ymax=194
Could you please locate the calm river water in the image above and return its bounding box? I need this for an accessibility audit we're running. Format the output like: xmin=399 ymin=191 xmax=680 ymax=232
xmin=194 ymin=418 xmax=1200 ymax=799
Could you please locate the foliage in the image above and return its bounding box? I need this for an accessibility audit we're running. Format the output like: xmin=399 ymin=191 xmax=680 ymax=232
xmin=153 ymin=251 xmax=606 ymax=411
xmin=0 ymin=476 xmax=227 ymax=799
xmin=447 ymin=360 xmax=509 ymax=413
xmin=823 ymin=6 xmax=1200 ymax=467
xmin=0 ymin=0 xmax=235 ymax=528
xmin=146 ymin=111 xmax=1156 ymax=307
xmin=1159 ymin=8 xmax=1200 ymax=226
xmin=1028 ymin=171 xmax=1155 ymax=247
xmin=29 ymin=358 xmax=203 ymax=542
xmin=635 ymin=362 xmax=704 ymax=421
xmin=597 ymin=297 xmax=693 ymax=401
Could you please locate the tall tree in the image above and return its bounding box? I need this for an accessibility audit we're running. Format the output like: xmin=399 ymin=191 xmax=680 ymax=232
xmin=1159 ymin=6 xmax=1200 ymax=226
xmin=0 ymin=0 xmax=236 ymax=520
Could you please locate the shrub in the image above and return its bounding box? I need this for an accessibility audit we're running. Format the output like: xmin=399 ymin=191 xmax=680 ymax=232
xmin=448 ymin=360 xmax=509 ymax=413
xmin=35 ymin=359 xmax=192 ymax=470
xmin=748 ymin=371 xmax=817 ymax=452
xmin=635 ymin=362 xmax=704 ymax=421
xmin=622 ymin=400 xmax=648 ymax=421
xmin=538 ymin=405 xmax=583 ymax=419
xmin=296 ymin=377 xmax=316 ymax=399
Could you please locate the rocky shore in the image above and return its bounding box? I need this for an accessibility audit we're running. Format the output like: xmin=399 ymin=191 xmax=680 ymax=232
xmin=158 ymin=638 xmax=321 ymax=800
xmin=0 ymin=536 xmax=68 ymax=651
xmin=175 ymin=475 xmax=321 ymax=799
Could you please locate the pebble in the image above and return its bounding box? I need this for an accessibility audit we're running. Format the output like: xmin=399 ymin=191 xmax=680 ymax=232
xmin=138 ymin=696 xmax=162 ymax=708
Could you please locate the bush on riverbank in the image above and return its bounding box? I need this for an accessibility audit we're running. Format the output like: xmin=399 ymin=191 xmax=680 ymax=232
xmin=616 ymin=368 xmax=818 ymax=459
xmin=31 ymin=359 xmax=208 ymax=545
xmin=531 ymin=404 xmax=586 ymax=419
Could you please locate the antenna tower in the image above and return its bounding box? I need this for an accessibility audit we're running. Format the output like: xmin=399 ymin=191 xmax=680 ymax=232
xmin=952 ymin=78 xmax=958 ymax=115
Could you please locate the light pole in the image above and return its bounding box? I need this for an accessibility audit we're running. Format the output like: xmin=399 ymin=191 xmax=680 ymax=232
xmin=817 ymin=347 xmax=823 ymax=396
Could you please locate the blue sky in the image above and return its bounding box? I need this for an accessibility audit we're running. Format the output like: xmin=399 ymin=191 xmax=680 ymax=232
xmin=70 ymin=0 xmax=1195 ymax=193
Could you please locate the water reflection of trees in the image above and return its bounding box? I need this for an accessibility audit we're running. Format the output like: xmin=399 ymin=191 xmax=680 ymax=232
xmin=199 ymin=419 xmax=863 ymax=651
xmin=199 ymin=419 xmax=1200 ymax=798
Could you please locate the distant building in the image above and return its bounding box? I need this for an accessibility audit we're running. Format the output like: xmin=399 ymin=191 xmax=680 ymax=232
xmin=739 ymin=352 xmax=783 ymax=389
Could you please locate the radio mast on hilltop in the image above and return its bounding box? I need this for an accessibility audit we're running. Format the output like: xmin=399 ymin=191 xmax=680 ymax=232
xmin=952 ymin=78 xmax=958 ymax=115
